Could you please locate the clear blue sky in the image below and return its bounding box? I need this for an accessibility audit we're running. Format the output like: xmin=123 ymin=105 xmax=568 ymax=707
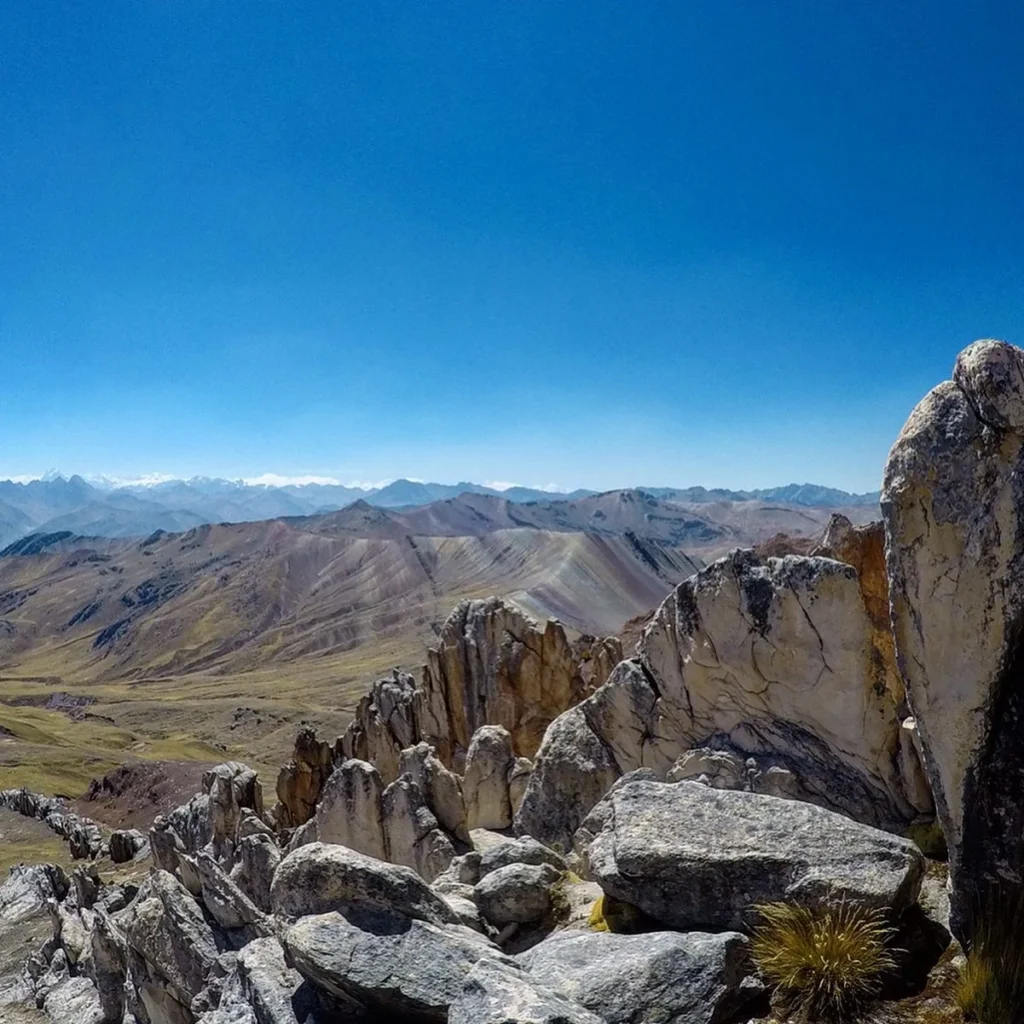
xmin=3 ymin=1 xmax=1023 ymax=492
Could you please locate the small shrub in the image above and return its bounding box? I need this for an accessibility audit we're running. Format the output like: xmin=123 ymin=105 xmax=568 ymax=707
xmin=955 ymin=885 xmax=1024 ymax=1023
xmin=588 ymin=895 xmax=610 ymax=931
xmin=751 ymin=899 xmax=897 ymax=1022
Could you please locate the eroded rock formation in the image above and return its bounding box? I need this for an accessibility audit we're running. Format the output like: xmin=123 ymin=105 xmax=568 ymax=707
xmin=517 ymin=549 xmax=929 ymax=850
xmin=274 ymin=599 xmax=619 ymax=834
xmin=339 ymin=599 xmax=621 ymax=780
xmin=275 ymin=727 xmax=334 ymax=830
xmin=883 ymin=337 xmax=1024 ymax=936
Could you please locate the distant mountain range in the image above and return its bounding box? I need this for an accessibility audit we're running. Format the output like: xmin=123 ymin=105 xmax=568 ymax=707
xmin=0 ymin=474 xmax=880 ymax=548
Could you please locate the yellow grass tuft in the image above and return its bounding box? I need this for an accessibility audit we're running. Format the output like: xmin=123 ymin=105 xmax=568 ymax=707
xmin=751 ymin=899 xmax=897 ymax=1023
xmin=955 ymin=886 xmax=1024 ymax=1024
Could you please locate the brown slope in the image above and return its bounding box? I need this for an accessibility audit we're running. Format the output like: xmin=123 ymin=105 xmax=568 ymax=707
xmin=0 ymin=521 xmax=698 ymax=684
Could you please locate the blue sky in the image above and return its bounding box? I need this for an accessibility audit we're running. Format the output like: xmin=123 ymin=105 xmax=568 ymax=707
xmin=3 ymin=1 xmax=1023 ymax=492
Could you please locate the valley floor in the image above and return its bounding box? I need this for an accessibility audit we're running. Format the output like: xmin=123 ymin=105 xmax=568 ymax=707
xmin=0 ymin=633 xmax=419 ymax=801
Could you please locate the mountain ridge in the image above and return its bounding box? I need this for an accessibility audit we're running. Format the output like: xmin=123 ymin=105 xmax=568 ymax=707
xmin=0 ymin=474 xmax=881 ymax=548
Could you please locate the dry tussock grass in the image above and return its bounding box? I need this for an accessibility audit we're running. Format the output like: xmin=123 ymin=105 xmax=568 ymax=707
xmin=752 ymin=899 xmax=897 ymax=1023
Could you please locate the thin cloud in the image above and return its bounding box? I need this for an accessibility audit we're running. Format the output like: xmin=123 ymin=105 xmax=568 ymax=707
xmin=243 ymin=473 xmax=344 ymax=487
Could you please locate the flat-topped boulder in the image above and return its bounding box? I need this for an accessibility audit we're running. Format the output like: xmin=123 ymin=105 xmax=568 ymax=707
xmin=584 ymin=780 xmax=924 ymax=931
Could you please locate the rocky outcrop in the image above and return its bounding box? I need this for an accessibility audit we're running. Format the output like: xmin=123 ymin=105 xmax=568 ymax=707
xmin=109 ymin=829 xmax=147 ymax=864
xmin=462 ymin=725 xmax=516 ymax=831
xmin=582 ymin=779 xmax=924 ymax=932
xmin=205 ymin=763 xmax=264 ymax=862
xmin=6 ymin=744 xmax=952 ymax=1024
xmin=0 ymin=864 xmax=69 ymax=925
xmin=883 ymin=338 xmax=1024 ymax=935
xmin=0 ymin=789 xmax=106 ymax=860
xmin=338 ymin=600 xmax=621 ymax=780
xmin=339 ymin=669 xmax=419 ymax=784
xmin=398 ymin=741 xmax=469 ymax=842
xmin=419 ymin=598 xmax=619 ymax=768
xmin=91 ymin=909 xmax=127 ymax=1023
xmin=275 ymin=727 xmax=334 ymax=830
xmin=517 ymin=549 xmax=926 ymax=850
xmin=122 ymin=869 xmax=220 ymax=1022
xmin=197 ymin=937 xmax=314 ymax=1024
xmin=148 ymin=761 xmax=268 ymax=898
xmin=230 ymin=833 xmax=281 ymax=914
xmin=381 ymin=774 xmax=457 ymax=882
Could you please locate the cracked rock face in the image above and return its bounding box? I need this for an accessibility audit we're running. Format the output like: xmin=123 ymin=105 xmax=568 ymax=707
xmin=419 ymin=598 xmax=616 ymax=769
xmin=517 ymin=550 xmax=920 ymax=850
xmin=883 ymin=338 xmax=1024 ymax=936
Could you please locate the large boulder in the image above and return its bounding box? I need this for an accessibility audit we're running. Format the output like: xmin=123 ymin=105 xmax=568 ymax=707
xmin=314 ymin=758 xmax=387 ymax=860
xmin=283 ymin=910 xmax=508 ymax=1020
xmin=450 ymin=958 xmax=604 ymax=1024
xmin=518 ymin=550 xmax=922 ymax=850
xmin=520 ymin=929 xmax=763 ymax=1024
xmin=883 ymin=338 xmax=1024 ymax=936
xmin=41 ymin=974 xmax=104 ymax=1024
xmin=478 ymin=837 xmax=568 ymax=879
xmin=514 ymin=705 xmax=622 ymax=853
xmin=584 ymin=780 xmax=923 ymax=931
xmin=270 ymin=842 xmax=458 ymax=926
xmin=474 ymin=863 xmax=561 ymax=927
